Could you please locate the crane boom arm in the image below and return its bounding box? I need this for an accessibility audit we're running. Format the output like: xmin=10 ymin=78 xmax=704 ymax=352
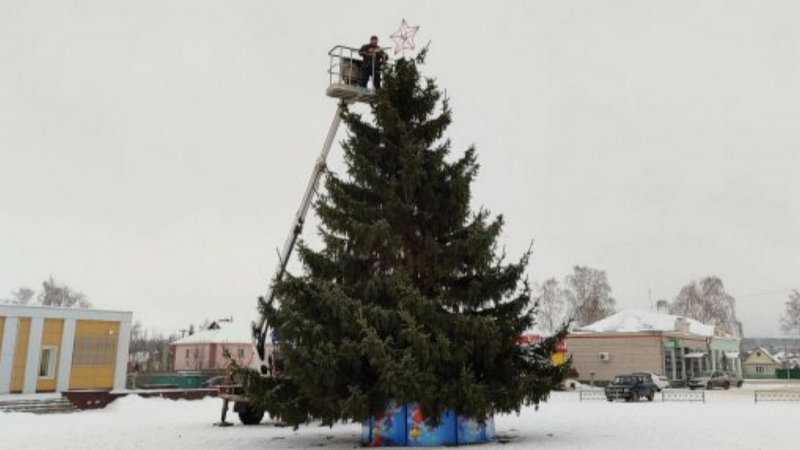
xmin=251 ymin=103 xmax=345 ymax=367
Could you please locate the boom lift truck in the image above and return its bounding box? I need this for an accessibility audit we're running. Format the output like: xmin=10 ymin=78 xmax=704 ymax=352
xmin=216 ymin=45 xmax=379 ymax=426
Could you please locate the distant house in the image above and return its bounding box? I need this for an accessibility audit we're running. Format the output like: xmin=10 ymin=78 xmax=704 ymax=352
xmin=566 ymin=310 xmax=741 ymax=384
xmin=170 ymin=320 xmax=262 ymax=372
xmin=742 ymin=347 xmax=780 ymax=378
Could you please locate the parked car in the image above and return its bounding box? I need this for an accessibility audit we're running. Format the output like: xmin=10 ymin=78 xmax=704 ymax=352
xmin=200 ymin=375 xmax=225 ymax=388
xmin=605 ymin=373 xmax=659 ymax=402
xmin=555 ymin=378 xmax=579 ymax=391
xmin=725 ymin=371 xmax=744 ymax=387
xmin=633 ymin=372 xmax=670 ymax=391
xmin=687 ymin=371 xmax=731 ymax=390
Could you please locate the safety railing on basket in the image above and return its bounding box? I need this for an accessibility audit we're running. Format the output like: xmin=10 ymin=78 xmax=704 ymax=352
xmin=327 ymin=45 xmax=393 ymax=88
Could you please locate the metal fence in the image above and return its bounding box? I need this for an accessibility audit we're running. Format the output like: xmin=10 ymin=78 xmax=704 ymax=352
xmin=575 ymin=388 xmax=800 ymax=404
xmin=579 ymin=390 xmax=607 ymax=401
xmin=754 ymin=391 xmax=800 ymax=403
xmin=661 ymin=389 xmax=705 ymax=403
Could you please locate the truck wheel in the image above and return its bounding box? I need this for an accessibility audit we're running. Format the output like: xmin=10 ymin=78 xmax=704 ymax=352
xmin=607 ymin=397 xmax=613 ymax=402
xmin=724 ymin=382 xmax=730 ymax=390
xmin=237 ymin=404 xmax=265 ymax=425
xmin=706 ymin=382 xmax=713 ymax=390
xmin=647 ymin=393 xmax=654 ymax=401
xmin=737 ymin=381 xmax=743 ymax=388
xmin=630 ymin=392 xmax=639 ymax=402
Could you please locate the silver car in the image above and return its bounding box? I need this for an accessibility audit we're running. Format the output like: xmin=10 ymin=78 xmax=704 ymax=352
xmin=688 ymin=371 xmax=731 ymax=390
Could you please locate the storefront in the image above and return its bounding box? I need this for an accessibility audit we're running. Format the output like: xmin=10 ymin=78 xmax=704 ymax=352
xmin=566 ymin=310 xmax=741 ymax=384
xmin=0 ymin=304 xmax=132 ymax=394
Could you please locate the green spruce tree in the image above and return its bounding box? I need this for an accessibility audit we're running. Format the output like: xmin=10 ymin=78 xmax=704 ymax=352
xmin=253 ymin=51 xmax=569 ymax=427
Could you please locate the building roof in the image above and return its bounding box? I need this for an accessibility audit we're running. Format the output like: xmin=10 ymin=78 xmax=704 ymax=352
xmin=0 ymin=303 xmax=132 ymax=321
xmin=170 ymin=320 xmax=252 ymax=346
xmin=575 ymin=309 xmax=717 ymax=337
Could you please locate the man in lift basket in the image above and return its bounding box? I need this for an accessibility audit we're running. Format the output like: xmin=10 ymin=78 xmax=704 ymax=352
xmin=358 ymin=35 xmax=387 ymax=89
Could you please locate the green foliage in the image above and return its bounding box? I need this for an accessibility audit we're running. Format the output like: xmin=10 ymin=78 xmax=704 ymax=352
xmin=255 ymin=55 xmax=569 ymax=427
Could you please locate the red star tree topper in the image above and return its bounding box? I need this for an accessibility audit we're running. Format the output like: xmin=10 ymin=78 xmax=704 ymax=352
xmin=390 ymin=19 xmax=420 ymax=55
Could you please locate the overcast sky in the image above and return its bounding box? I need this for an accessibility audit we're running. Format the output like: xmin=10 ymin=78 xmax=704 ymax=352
xmin=1 ymin=1 xmax=798 ymax=337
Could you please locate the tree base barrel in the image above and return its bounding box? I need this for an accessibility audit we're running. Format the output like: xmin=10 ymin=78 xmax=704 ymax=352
xmin=361 ymin=402 xmax=496 ymax=447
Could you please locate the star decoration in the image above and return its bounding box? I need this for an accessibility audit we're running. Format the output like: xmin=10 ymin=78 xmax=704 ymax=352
xmin=390 ymin=19 xmax=420 ymax=55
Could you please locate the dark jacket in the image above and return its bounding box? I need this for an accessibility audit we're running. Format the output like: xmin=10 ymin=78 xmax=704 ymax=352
xmin=359 ymin=44 xmax=387 ymax=68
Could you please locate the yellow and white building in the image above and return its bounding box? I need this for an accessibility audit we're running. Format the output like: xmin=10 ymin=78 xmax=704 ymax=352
xmin=0 ymin=304 xmax=132 ymax=394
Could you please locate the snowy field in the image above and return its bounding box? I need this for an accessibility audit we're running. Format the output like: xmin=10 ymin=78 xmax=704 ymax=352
xmin=4 ymin=382 xmax=800 ymax=450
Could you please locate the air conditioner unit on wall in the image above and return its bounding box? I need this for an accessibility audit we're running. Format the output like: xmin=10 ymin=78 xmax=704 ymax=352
xmin=599 ymin=352 xmax=610 ymax=362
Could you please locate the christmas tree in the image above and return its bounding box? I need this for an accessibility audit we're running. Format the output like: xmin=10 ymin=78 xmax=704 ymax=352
xmin=251 ymin=50 xmax=569 ymax=427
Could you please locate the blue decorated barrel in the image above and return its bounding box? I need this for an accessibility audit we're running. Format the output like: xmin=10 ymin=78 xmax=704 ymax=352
xmin=361 ymin=402 xmax=496 ymax=447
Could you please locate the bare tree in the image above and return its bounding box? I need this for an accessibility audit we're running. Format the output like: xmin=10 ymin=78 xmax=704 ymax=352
xmin=128 ymin=320 xmax=178 ymax=373
xmin=564 ymin=266 xmax=616 ymax=326
xmin=3 ymin=287 xmax=35 ymax=305
xmin=534 ymin=278 xmax=568 ymax=334
xmin=3 ymin=277 xmax=91 ymax=308
xmin=669 ymin=276 xmax=742 ymax=337
xmin=780 ymin=289 xmax=800 ymax=337
xmin=37 ymin=276 xmax=91 ymax=308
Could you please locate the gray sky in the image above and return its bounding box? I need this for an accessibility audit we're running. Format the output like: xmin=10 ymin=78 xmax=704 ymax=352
xmin=1 ymin=1 xmax=798 ymax=337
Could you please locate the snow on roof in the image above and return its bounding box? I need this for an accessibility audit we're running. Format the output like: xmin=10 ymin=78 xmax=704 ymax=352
xmin=575 ymin=309 xmax=717 ymax=337
xmin=170 ymin=321 xmax=252 ymax=345
xmin=744 ymin=347 xmax=781 ymax=364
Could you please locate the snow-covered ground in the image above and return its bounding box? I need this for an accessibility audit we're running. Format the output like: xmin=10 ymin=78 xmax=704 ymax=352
xmin=4 ymin=383 xmax=800 ymax=450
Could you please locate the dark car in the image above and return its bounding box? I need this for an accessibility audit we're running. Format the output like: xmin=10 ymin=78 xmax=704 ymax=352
xmin=632 ymin=371 xmax=670 ymax=392
xmin=200 ymin=375 xmax=225 ymax=388
xmin=605 ymin=373 xmax=659 ymax=402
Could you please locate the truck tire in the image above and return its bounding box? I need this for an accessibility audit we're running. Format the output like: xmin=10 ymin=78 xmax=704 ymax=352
xmin=707 ymin=382 xmax=713 ymax=390
xmin=724 ymin=381 xmax=730 ymax=390
xmin=237 ymin=404 xmax=265 ymax=425
xmin=607 ymin=397 xmax=613 ymax=402
xmin=647 ymin=392 xmax=654 ymax=401
xmin=630 ymin=392 xmax=639 ymax=402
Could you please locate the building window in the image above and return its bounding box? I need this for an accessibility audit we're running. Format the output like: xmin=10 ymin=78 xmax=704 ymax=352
xmin=185 ymin=348 xmax=190 ymax=359
xmin=193 ymin=348 xmax=199 ymax=359
xmin=664 ymin=349 xmax=674 ymax=379
xmin=72 ymin=335 xmax=117 ymax=366
xmin=237 ymin=348 xmax=245 ymax=359
xmin=39 ymin=347 xmax=57 ymax=378
xmin=756 ymin=366 xmax=765 ymax=374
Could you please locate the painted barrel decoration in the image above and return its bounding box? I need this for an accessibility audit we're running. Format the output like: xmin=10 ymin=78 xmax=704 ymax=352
xmin=361 ymin=401 xmax=496 ymax=447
